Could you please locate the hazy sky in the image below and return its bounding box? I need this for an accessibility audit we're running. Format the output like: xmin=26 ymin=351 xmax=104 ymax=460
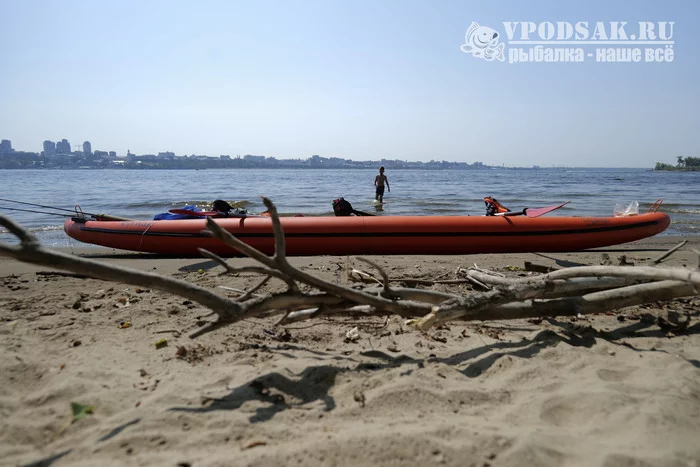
xmin=1 ymin=0 xmax=697 ymax=167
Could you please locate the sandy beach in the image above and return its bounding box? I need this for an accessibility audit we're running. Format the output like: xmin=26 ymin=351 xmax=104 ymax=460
xmin=1 ymin=236 xmax=699 ymax=467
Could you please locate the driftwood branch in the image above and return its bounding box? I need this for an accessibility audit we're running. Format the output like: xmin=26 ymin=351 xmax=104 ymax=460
xmin=0 ymin=216 xmax=240 ymax=316
xmin=652 ymin=240 xmax=687 ymax=264
xmin=1 ymin=199 xmax=698 ymax=338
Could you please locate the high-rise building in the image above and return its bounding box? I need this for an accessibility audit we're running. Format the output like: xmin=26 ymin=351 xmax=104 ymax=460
xmin=43 ymin=140 xmax=56 ymax=156
xmin=83 ymin=141 xmax=92 ymax=155
xmin=56 ymin=139 xmax=71 ymax=154
xmin=0 ymin=140 xmax=12 ymax=154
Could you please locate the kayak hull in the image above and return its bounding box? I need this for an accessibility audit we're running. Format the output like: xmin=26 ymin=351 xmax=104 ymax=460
xmin=63 ymin=212 xmax=671 ymax=256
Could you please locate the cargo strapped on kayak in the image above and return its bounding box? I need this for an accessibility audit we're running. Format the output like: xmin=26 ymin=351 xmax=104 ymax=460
xmin=484 ymin=196 xmax=511 ymax=216
xmin=332 ymin=198 xmax=374 ymax=217
xmin=332 ymin=198 xmax=354 ymax=216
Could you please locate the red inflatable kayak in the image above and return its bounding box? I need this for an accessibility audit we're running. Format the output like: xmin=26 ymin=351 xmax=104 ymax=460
xmin=64 ymin=211 xmax=670 ymax=256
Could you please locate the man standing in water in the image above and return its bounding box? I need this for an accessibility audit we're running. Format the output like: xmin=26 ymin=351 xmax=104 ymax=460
xmin=374 ymin=166 xmax=390 ymax=203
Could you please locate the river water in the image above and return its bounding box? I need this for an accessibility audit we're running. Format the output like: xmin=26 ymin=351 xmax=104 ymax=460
xmin=1 ymin=168 xmax=698 ymax=247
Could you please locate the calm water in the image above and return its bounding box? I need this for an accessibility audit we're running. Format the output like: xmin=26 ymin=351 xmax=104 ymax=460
xmin=1 ymin=168 xmax=699 ymax=248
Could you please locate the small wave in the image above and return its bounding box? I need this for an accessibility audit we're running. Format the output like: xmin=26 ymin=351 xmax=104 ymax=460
xmin=661 ymin=207 xmax=700 ymax=215
xmin=412 ymin=200 xmax=470 ymax=208
xmin=652 ymin=200 xmax=700 ymax=207
xmin=125 ymin=199 xmax=259 ymax=209
xmin=124 ymin=201 xmax=173 ymax=209
xmin=174 ymin=199 xmax=258 ymax=209
xmin=556 ymin=193 xmax=599 ymax=198
xmin=670 ymin=219 xmax=700 ymax=226
xmin=1 ymin=224 xmax=64 ymax=234
xmin=666 ymin=225 xmax=699 ymax=235
xmin=433 ymin=210 xmax=464 ymax=215
xmin=30 ymin=225 xmax=65 ymax=232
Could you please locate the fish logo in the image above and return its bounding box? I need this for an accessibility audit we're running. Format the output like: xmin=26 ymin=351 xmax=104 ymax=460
xmin=460 ymin=21 xmax=505 ymax=62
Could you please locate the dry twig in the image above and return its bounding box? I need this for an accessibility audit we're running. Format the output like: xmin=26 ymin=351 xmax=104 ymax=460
xmin=652 ymin=240 xmax=687 ymax=264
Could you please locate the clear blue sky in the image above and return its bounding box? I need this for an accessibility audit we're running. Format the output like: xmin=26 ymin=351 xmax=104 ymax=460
xmin=1 ymin=0 xmax=697 ymax=167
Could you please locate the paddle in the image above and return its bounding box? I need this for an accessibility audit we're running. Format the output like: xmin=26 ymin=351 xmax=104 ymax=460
xmin=496 ymin=201 xmax=571 ymax=218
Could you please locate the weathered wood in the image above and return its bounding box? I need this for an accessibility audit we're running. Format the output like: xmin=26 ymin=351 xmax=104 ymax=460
xmin=652 ymin=240 xmax=687 ymax=264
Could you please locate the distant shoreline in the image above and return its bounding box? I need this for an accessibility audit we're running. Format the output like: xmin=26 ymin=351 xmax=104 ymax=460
xmin=0 ymin=166 xmax=668 ymax=171
xmin=652 ymin=168 xmax=700 ymax=172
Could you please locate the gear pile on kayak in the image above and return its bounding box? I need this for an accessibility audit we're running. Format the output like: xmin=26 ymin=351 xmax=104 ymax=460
xmin=60 ymin=197 xmax=671 ymax=257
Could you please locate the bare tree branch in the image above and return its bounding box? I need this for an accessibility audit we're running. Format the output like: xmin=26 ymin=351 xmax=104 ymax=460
xmin=652 ymin=240 xmax=687 ymax=264
xmin=466 ymin=269 xmax=649 ymax=297
xmin=0 ymin=216 xmax=239 ymax=318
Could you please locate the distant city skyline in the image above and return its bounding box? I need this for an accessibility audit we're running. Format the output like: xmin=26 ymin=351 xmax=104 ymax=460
xmin=5 ymin=136 xmax=478 ymax=161
xmin=0 ymin=136 xmax=685 ymax=168
xmin=1 ymin=1 xmax=697 ymax=168
xmin=0 ymin=136 xmax=491 ymax=164
xmin=0 ymin=136 xmax=497 ymax=170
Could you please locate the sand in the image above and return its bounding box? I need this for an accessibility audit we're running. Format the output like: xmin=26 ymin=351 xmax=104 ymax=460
xmin=1 ymin=236 xmax=699 ymax=467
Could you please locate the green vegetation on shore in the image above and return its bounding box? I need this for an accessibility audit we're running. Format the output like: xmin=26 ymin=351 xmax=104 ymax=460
xmin=654 ymin=156 xmax=700 ymax=171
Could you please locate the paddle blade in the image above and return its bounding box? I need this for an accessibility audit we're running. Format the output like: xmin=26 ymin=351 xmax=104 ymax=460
xmin=524 ymin=201 xmax=571 ymax=218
